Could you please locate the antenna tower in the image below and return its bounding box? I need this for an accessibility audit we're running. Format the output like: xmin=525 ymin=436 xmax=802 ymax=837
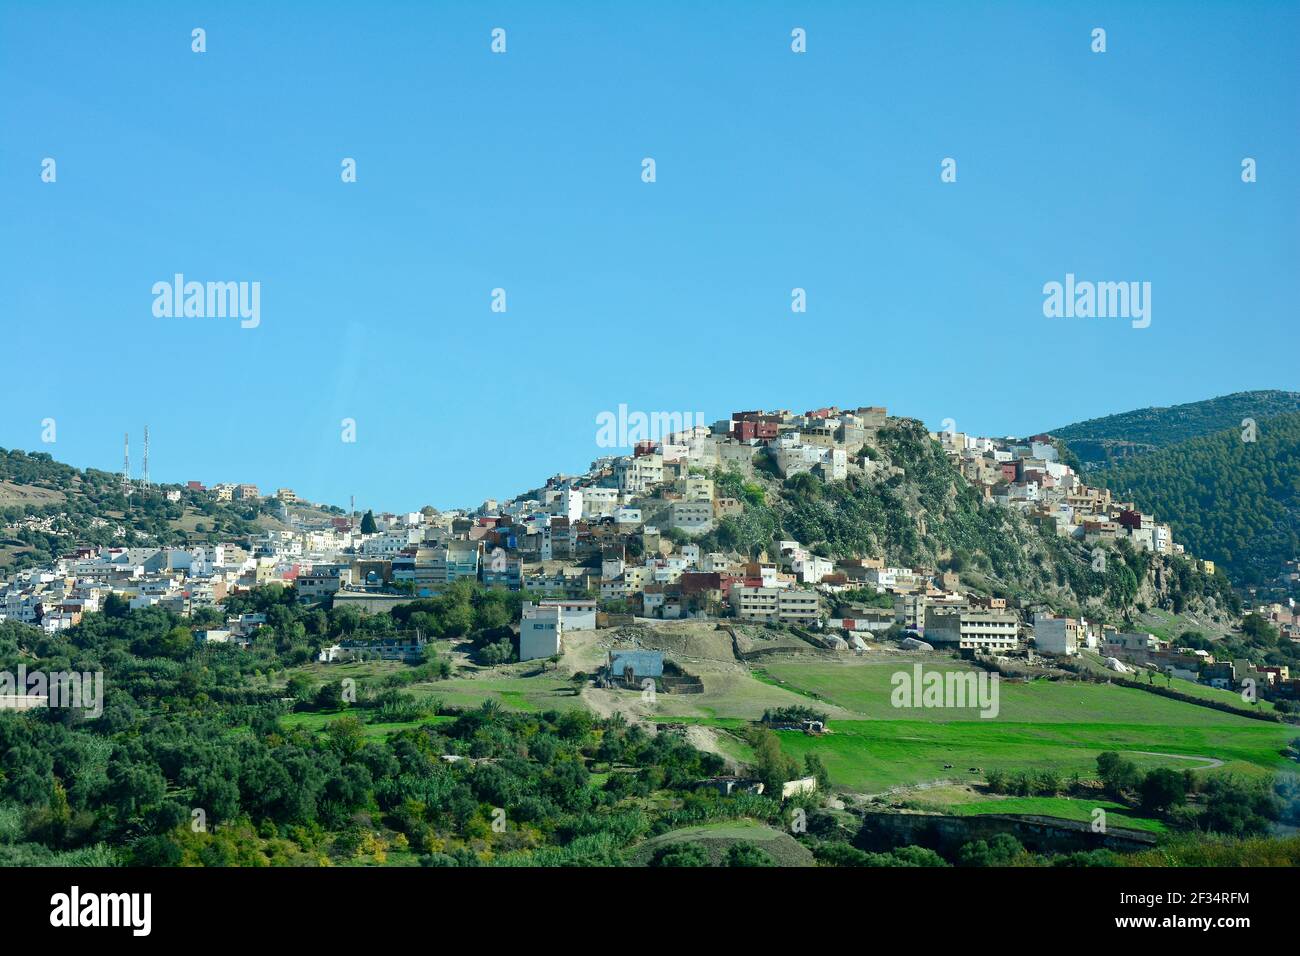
xmin=142 ymin=425 xmax=151 ymax=489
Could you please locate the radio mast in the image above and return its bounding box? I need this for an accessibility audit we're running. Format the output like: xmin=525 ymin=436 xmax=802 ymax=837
xmin=122 ymin=433 xmax=133 ymax=496
xmin=142 ymin=425 xmax=151 ymax=489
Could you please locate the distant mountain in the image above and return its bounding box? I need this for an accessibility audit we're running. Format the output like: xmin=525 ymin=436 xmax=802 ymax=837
xmin=1091 ymin=412 xmax=1300 ymax=587
xmin=1049 ymin=390 xmax=1300 ymax=470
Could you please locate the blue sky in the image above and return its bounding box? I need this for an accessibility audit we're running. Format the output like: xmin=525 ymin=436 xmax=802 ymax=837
xmin=2 ymin=1 xmax=1297 ymax=512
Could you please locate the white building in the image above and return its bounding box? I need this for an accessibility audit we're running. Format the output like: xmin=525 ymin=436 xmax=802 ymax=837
xmin=1033 ymin=614 xmax=1080 ymax=656
xmin=793 ymin=555 xmax=834 ymax=584
xmin=520 ymin=603 xmax=563 ymax=661
xmin=924 ymin=608 xmax=1019 ymax=653
xmin=538 ymin=599 xmax=596 ymax=631
xmin=549 ymin=489 xmax=584 ymax=523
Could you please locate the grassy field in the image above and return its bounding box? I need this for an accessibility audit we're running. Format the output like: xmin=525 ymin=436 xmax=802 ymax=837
xmin=1073 ymin=650 xmax=1278 ymax=713
xmin=774 ymin=718 xmax=1295 ymax=793
xmin=630 ymin=669 xmax=861 ymax=721
xmin=284 ymin=655 xmax=588 ymax=715
xmin=582 ymin=655 xmax=1299 ymax=799
xmin=278 ymin=640 xmax=1299 ymax=827
xmin=742 ymin=653 xmax=1296 ymax=795
xmin=280 ymin=710 xmax=456 ymax=737
xmin=408 ymin=675 xmax=587 ymax=713
xmin=286 ymin=659 xmax=417 ymax=684
xmin=758 ymin=658 xmax=1277 ymax=724
xmin=943 ymin=796 xmax=1168 ymax=833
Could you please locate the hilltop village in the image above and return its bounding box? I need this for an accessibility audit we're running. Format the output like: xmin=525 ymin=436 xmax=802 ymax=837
xmin=2 ymin=405 xmax=1295 ymax=701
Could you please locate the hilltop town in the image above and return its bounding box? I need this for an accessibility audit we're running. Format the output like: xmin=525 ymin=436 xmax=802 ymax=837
xmin=2 ymin=403 xmax=1296 ymax=703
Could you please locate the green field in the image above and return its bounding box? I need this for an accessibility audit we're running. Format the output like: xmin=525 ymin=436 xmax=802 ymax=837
xmin=408 ymin=674 xmax=587 ymax=713
xmin=708 ymin=657 xmax=1298 ymax=795
xmin=1073 ymin=651 xmax=1278 ymax=713
xmin=758 ymin=658 xmax=1276 ymax=724
xmin=277 ymin=673 xmax=585 ymax=737
xmin=945 ymin=796 xmax=1168 ymax=834
xmin=283 ymin=650 xmax=1299 ymax=823
xmin=280 ymin=710 xmax=456 ymax=737
xmin=775 ymin=718 xmax=1294 ymax=793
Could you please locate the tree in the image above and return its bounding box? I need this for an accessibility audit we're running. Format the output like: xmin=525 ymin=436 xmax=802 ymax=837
xmin=957 ymin=834 xmax=1024 ymax=867
xmin=473 ymin=599 xmax=511 ymax=632
xmin=1199 ymin=775 xmax=1278 ymax=836
xmin=286 ymin=673 xmax=316 ymax=705
xmin=1241 ymin=614 xmax=1279 ymax=647
xmin=315 ymin=681 xmax=346 ymax=710
xmin=724 ymin=842 xmax=776 ymax=867
xmin=888 ymin=846 xmax=950 ymax=867
xmin=1106 ymin=563 xmax=1139 ymax=610
xmin=440 ymin=602 xmax=475 ymax=639
xmin=803 ymin=753 xmax=831 ymax=789
xmin=1096 ymin=751 xmax=1141 ymax=800
xmin=480 ymin=639 xmax=514 ymax=666
xmin=156 ymin=625 xmax=196 ymax=659
xmin=651 ymin=842 xmax=710 ymax=867
xmin=744 ymin=726 xmax=799 ymax=797
xmin=1139 ymin=768 xmax=1187 ymax=814
xmin=102 ymin=593 xmax=131 ymax=619
xmin=1035 ymin=769 xmax=1063 ymax=796
xmin=360 ymin=510 xmax=378 ymax=535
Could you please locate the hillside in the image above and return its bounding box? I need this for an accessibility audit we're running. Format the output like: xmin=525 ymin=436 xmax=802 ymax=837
xmin=1049 ymin=390 xmax=1300 ymax=470
xmin=0 ymin=448 xmax=340 ymax=572
xmin=1091 ymin=412 xmax=1300 ymax=587
xmin=684 ymin=418 xmax=1236 ymax=625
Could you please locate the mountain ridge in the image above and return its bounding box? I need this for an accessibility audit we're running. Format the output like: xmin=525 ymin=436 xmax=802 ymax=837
xmin=1048 ymin=390 xmax=1300 ymax=470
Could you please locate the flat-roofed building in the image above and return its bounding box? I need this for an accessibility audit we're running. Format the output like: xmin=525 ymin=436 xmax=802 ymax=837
xmin=1033 ymin=614 xmax=1081 ymax=656
xmin=924 ymin=607 xmax=1019 ymax=653
xmin=520 ymin=602 xmax=563 ymax=661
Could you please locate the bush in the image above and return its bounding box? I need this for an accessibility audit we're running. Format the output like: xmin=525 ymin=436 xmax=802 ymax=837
xmin=479 ymin=639 xmax=515 ymax=666
xmin=957 ymin=834 xmax=1025 ymax=867
xmin=650 ymin=842 xmax=710 ymax=867
xmin=724 ymin=842 xmax=776 ymax=867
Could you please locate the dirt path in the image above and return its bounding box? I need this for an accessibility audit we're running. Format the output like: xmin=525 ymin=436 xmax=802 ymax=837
xmin=1129 ymin=751 xmax=1225 ymax=770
